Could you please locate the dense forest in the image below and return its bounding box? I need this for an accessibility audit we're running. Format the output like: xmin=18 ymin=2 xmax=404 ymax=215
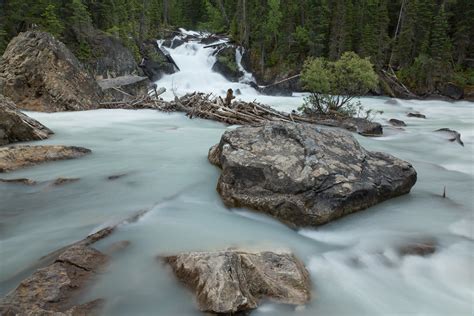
xmin=1 ymin=0 xmax=473 ymax=94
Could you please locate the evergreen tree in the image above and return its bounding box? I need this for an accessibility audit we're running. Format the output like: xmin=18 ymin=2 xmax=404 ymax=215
xmin=41 ymin=4 xmax=64 ymax=37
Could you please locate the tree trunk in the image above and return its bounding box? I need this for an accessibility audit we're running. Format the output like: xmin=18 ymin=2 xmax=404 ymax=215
xmin=215 ymin=0 xmax=229 ymax=26
xmin=163 ymin=0 xmax=169 ymax=25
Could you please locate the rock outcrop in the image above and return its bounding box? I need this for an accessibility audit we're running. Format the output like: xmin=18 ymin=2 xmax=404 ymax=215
xmin=164 ymin=249 xmax=311 ymax=314
xmin=209 ymin=123 xmax=417 ymax=227
xmin=0 ymin=145 xmax=91 ymax=172
xmin=67 ymin=25 xmax=140 ymax=79
xmin=139 ymin=40 xmax=178 ymax=81
xmin=0 ymin=95 xmax=53 ymax=145
xmin=212 ymin=47 xmax=243 ymax=82
xmin=0 ymin=31 xmax=103 ymax=112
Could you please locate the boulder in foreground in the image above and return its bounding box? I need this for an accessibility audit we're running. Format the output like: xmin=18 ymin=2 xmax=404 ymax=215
xmin=0 ymin=31 xmax=102 ymax=112
xmin=0 ymin=145 xmax=91 ymax=172
xmin=0 ymin=95 xmax=53 ymax=145
xmin=164 ymin=249 xmax=311 ymax=314
xmin=209 ymin=123 xmax=417 ymax=227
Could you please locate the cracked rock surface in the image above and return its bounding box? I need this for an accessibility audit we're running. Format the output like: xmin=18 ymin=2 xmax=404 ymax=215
xmin=165 ymin=249 xmax=311 ymax=314
xmin=209 ymin=122 xmax=417 ymax=227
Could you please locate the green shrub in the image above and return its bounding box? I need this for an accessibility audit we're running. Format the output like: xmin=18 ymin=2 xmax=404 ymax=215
xmin=300 ymin=51 xmax=378 ymax=118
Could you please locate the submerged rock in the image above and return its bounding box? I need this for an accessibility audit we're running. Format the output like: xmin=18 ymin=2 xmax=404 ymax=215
xmin=434 ymin=128 xmax=464 ymax=146
xmin=407 ymin=112 xmax=426 ymax=119
xmin=0 ymin=31 xmax=103 ymax=112
xmin=52 ymin=177 xmax=81 ymax=186
xmin=0 ymin=178 xmax=37 ymax=185
xmin=212 ymin=47 xmax=243 ymax=82
xmin=0 ymin=145 xmax=91 ymax=172
xmin=164 ymin=249 xmax=311 ymax=314
xmin=209 ymin=123 xmax=417 ymax=227
xmin=389 ymin=119 xmax=407 ymax=127
xmin=0 ymin=94 xmax=53 ymax=145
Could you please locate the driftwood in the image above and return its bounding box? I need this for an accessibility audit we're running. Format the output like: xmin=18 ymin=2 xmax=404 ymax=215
xmin=158 ymin=92 xmax=321 ymax=125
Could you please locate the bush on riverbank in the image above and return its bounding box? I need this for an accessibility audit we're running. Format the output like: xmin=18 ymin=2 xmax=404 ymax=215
xmin=300 ymin=52 xmax=378 ymax=118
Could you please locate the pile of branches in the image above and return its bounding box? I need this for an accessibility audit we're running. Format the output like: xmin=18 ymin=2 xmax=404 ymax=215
xmin=161 ymin=92 xmax=318 ymax=125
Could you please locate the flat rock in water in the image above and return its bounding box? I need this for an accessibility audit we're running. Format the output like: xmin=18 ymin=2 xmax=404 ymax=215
xmin=0 ymin=145 xmax=91 ymax=172
xmin=209 ymin=122 xmax=417 ymax=227
xmin=0 ymin=94 xmax=53 ymax=145
xmin=164 ymin=249 xmax=311 ymax=314
xmin=340 ymin=117 xmax=383 ymax=136
xmin=0 ymin=31 xmax=102 ymax=112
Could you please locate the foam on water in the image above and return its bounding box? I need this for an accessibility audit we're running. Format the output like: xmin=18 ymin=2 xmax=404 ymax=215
xmin=1 ymin=29 xmax=473 ymax=315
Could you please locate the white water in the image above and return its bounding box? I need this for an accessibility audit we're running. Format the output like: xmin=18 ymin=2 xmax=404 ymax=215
xmin=1 ymin=30 xmax=473 ymax=315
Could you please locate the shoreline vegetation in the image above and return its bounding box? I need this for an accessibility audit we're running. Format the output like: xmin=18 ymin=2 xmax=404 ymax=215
xmin=0 ymin=0 xmax=472 ymax=101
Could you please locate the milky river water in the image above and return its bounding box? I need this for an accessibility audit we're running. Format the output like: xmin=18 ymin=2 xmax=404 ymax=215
xmin=1 ymin=31 xmax=473 ymax=315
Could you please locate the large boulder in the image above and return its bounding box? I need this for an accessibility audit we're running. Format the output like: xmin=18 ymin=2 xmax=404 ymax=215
xmin=0 ymin=31 xmax=103 ymax=112
xmin=164 ymin=249 xmax=311 ymax=314
xmin=212 ymin=46 xmax=243 ymax=82
xmin=67 ymin=25 xmax=141 ymax=79
xmin=0 ymin=145 xmax=91 ymax=172
xmin=0 ymin=95 xmax=53 ymax=145
xmin=209 ymin=123 xmax=417 ymax=227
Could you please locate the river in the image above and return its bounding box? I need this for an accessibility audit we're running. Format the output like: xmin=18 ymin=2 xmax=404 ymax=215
xmin=0 ymin=30 xmax=473 ymax=315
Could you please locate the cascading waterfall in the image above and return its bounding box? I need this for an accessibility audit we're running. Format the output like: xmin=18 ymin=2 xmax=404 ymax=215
xmin=0 ymin=29 xmax=473 ymax=316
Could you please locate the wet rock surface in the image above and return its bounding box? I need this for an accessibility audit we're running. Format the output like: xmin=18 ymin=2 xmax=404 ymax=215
xmin=212 ymin=47 xmax=243 ymax=82
xmin=434 ymin=128 xmax=464 ymax=146
xmin=0 ymin=145 xmax=91 ymax=172
xmin=0 ymin=94 xmax=53 ymax=145
xmin=209 ymin=123 xmax=417 ymax=227
xmin=0 ymin=31 xmax=103 ymax=112
xmin=0 ymin=244 xmax=107 ymax=316
xmin=389 ymin=119 xmax=407 ymax=127
xmin=164 ymin=249 xmax=311 ymax=314
xmin=407 ymin=112 xmax=426 ymax=119
xmin=140 ymin=40 xmax=178 ymax=81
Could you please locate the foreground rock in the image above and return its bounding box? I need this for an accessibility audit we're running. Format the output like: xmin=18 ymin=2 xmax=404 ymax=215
xmin=0 ymin=225 xmax=120 ymax=315
xmin=0 ymin=145 xmax=91 ymax=172
xmin=0 ymin=31 xmax=102 ymax=112
xmin=209 ymin=123 xmax=417 ymax=227
xmin=0 ymin=95 xmax=53 ymax=145
xmin=165 ymin=249 xmax=311 ymax=314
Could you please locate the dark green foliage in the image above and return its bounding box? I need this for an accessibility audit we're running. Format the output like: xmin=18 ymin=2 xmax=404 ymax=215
xmin=300 ymin=52 xmax=378 ymax=117
xmin=0 ymin=0 xmax=471 ymax=93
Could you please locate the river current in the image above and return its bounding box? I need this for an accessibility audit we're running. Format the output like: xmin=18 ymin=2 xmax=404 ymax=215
xmin=0 ymin=30 xmax=473 ymax=315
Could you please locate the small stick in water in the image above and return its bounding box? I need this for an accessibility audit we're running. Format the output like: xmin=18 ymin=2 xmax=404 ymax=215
xmin=442 ymin=186 xmax=446 ymax=198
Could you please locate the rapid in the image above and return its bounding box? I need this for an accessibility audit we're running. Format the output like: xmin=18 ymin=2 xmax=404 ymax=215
xmin=0 ymin=30 xmax=473 ymax=315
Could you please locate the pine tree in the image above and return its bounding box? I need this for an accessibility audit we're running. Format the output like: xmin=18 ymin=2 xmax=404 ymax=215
xmin=41 ymin=4 xmax=64 ymax=37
